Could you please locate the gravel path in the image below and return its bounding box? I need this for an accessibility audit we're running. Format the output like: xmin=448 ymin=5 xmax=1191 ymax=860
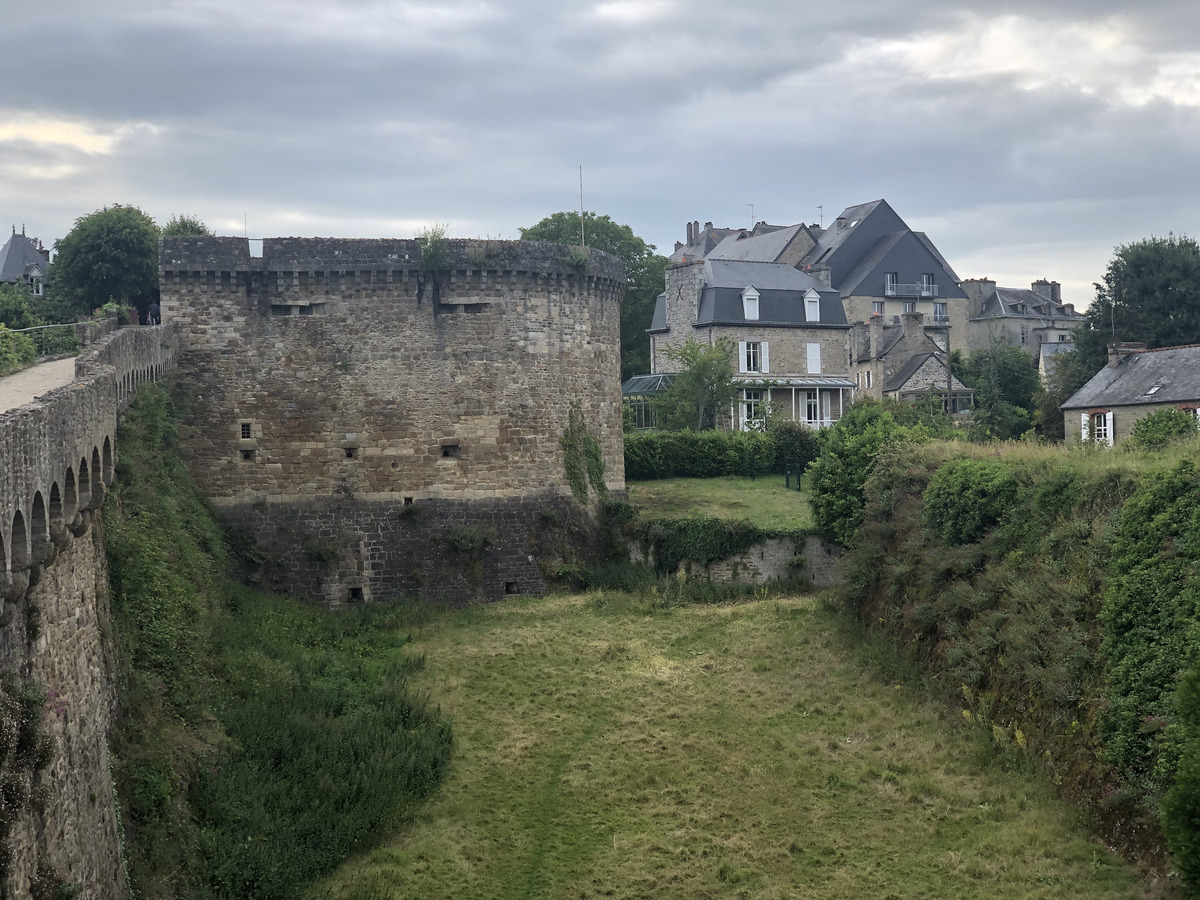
xmin=0 ymin=358 xmax=78 ymax=414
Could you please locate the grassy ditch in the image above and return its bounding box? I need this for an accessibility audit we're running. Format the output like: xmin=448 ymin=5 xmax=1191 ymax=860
xmin=314 ymin=592 xmax=1139 ymax=899
xmin=104 ymin=385 xmax=450 ymax=898
xmin=839 ymin=437 xmax=1200 ymax=888
xmin=628 ymin=475 xmax=812 ymax=531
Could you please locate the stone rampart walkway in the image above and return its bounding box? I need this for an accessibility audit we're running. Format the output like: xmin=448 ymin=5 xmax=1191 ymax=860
xmin=0 ymin=358 xmax=77 ymax=414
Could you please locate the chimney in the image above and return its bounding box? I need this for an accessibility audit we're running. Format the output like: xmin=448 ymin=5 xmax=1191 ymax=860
xmin=810 ymin=266 xmax=831 ymax=288
xmin=1107 ymin=341 xmax=1147 ymax=367
xmin=675 ymin=241 xmax=683 ymax=252
xmin=960 ymin=278 xmax=995 ymax=318
xmin=901 ymin=310 xmax=924 ymax=343
xmin=704 ymin=221 xmax=713 ymax=231
xmin=869 ymin=314 xmax=884 ymax=360
xmin=1063 ymin=303 xmax=1075 ymax=316
xmin=1032 ymin=279 xmax=1052 ymax=299
xmin=686 ymin=222 xmax=693 ymax=244
xmin=1050 ymin=281 xmax=1061 ymax=304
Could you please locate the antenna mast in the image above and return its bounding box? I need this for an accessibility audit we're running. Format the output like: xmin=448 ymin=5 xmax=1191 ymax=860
xmin=817 ymin=205 xmax=823 ymax=228
xmin=579 ymin=165 xmax=586 ymax=246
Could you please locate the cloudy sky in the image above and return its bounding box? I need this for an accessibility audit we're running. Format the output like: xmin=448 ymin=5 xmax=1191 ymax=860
xmin=4 ymin=0 xmax=1200 ymax=306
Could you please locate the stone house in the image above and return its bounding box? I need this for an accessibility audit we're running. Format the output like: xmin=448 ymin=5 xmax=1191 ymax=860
xmin=641 ymin=258 xmax=854 ymax=430
xmin=0 ymin=227 xmax=50 ymax=297
xmin=850 ymin=312 xmax=973 ymax=411
xmin=1061 ymin=342 xmax=1200 ymax=445
xmin=961 ymin=278 xmax=1084 ymax=357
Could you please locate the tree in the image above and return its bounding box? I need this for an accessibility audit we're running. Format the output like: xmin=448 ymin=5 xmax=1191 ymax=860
xmin=0 ymin=283 xmax=39 ymax=330
xmin=53 ymin=205 xmax=159 ymax=318
xmin=952 ymin=345 xmax=1039 ymax=441
xmin=808 ymin=400 xmax=910 ymax=546
xmin=1075 ymin=234 xmax=1200 ymax=376
xmin=161 ymin=215 xmax=213 ymax=237
xmin=519 ymin=211 xmax=667 ymax=381
xmin=654 ymin=338 xmax=736 ymax=431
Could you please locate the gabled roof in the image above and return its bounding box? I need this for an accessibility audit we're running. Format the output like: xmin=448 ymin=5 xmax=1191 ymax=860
xmin=885 ymin=352 xmax=971 ymax=394
xmin=837 ymin=231 xmax=906 ymax=297
xmin=703 ymin=259 xmax=821 ymax=291
xmin=974 ymin=287 xmax=1084 ymax=321
xmin=0 ymin=232 xmax=49 ymax=284
xmin=1061 ymin=345 xmax=1200 ymax=410
xmin=707 ymin=223 xmax=814 ymax=263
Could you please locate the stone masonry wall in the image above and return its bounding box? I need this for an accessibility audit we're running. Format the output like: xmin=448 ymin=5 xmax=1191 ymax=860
xmin=0 ymin=323 xmax=177 ymax=897
xmin=160 ymin=236 xmax=626 ymax=603
xmin=632 ymin=535 xmax=844 ymax=589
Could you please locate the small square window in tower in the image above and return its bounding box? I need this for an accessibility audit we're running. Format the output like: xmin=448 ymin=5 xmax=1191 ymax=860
xmin=240 ymin=422 xmax=252 ymax=439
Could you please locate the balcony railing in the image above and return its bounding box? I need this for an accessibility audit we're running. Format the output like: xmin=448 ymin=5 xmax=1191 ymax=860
xmin=926 ymin=314 xmax=951 ymax=326
xmin=884 ymin=283 xmax=939 ymax=298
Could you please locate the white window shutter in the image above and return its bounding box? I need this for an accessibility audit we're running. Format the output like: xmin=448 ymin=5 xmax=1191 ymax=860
xmin=1080 ymin=412 xmax=1089 ymax=442
xmin=1104 ymin=411 xmax=1114 ymax=446
xmin=761 ymin=342 xmax=770 ymax=374
xmin=807 ymin=342 xmax=821 ymax=374
xmin=738 ymin=341 xmax=747 ymax=374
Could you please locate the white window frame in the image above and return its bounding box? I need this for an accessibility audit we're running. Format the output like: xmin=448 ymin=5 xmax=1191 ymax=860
xmin=806 ymin=342 xmax=821 ymax=374
xmin=1084 ymin=410 xmax=1113 ymax=446
xmin=872 ymin=301 xmax=885 ymax=317
xmin=902 ymin=300 xmax=916 ymax=314
xmin=804 ymin=289 xmax=821 ymax=323
xmin=740 ymin=389 xmax=764 ymax=431
xmin=865 ymin=370 xmax=872 ymax=389
xmin=738 ymin=340 xmax=769 ymax=374
xmin=742 ymin=286 xmax=760 ymax=321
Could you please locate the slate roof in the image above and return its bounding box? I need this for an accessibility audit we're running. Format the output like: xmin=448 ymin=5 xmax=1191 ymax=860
xmin=973 ymin=286 xmax=1084 ymax=321
xmin=1061 ymin=345 xmax=1200 ymax=410
xmin=837 ymin=231 xmax=905 ymax=297
xmin=648 ymin=293 xmax=668 ymax=333
xmin=707 ymin=224 xmax=810 ymax=263
xmin=0 ymin=232 xmax=48 ymax=284
xmin=695 ymin=260 xmax=846 ymax=327
xmin=853 ymin=322 xmax=910 ymax=363
xmin=800 ymin=200 xmax=887 ymax=268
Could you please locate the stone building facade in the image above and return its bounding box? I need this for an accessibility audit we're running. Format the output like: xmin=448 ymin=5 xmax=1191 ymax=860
xmin=160 ymin=236 xmax=626 ymax=604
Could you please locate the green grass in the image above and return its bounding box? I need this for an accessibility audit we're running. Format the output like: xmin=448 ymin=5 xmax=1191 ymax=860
xmin=312 ymin=592 xmax=1142 ymax=900
xmin=628 ymin=475 xmax=813 ymax=530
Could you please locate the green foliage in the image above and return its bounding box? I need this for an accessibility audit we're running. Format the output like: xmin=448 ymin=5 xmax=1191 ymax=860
xmin=106 ymin=385 xmax=451 ymax=898
xmin=443 ymin=524 xmax=498 ymax=553
xmin=623 ymin=430 xmax=775 ymax=480
xmin=1074 ymin=234 xmax=1200 ymax=377
xmin=1127 ymin=407 xmax=1200 ymax=452
xmin=519 ymin=211 xmax=667 ymax=381
xmin=1162 ymin=661 xmax=1200 ymax=895
xmin=654 ymin=338 xmax=737 ymax=431
xmin=53 ymin=204 xmax=159 ymax=317
xmin=952 ymin=346 xmax=1039 ymax=441
xmin=416 ymin=223 xmax=449 ymax=273
xmin=1099 ymin=460 xmax=1200 ymax=800
xmin=808 ymin=401 xmax=910 ymax=546
xmin=191 ymin=594 xmax=451 ymax=900
xmin=0 ymin=324 xmax=36 ymax=375
xmin=160 ymin=214 xmax=212 ymax=237
xmin=561 ymin=399 xmax=607 ymax=503
xmin=0 ymin=283 xmax=39 ymax=330
xmin=636 ymin=515 xmax=777 ymax=575
xmin=922 ymin=458 xmax=1020 ymax=545
xmin=0 ymin=679 xmax=52 ymax=882
xmin=302 ymin=540 xmax=339 ymax=565
xmin=767 ymin=418 xmax=824 ymax=475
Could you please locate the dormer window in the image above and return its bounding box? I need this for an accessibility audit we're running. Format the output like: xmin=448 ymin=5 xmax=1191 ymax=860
xmin=742 ymin=286 xmax=760 ymax=321
xmin=804 ymin=289 xmax=820 ymax=323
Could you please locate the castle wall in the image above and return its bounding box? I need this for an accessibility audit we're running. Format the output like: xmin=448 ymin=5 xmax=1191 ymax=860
xmin=160 ymin=237 xmax=626 ymax=603
xmin=0 ymin=323 xmax=177 ymax=897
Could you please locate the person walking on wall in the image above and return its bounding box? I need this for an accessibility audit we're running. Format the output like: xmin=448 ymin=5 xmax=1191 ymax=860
xmin=146 ymin=300 xmax=160 ymax=325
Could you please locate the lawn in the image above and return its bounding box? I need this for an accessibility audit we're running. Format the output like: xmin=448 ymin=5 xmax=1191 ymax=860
xmin=627 ymin=475 xmax=812 ymax=530
xmin=311 ymin=593 xmax=1141 ymax=900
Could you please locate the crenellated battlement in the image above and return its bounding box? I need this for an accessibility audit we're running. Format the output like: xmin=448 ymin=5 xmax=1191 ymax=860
xmin=161 ymin=234 xmax=627 ymax=605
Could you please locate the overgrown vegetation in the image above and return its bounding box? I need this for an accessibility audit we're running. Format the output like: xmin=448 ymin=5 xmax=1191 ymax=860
xmin=627 ymin=475 xmax=812 ymax=531
xmin=0 ymin=323 xmax=36 ymax=375
xmin=314 ymin=593 xmax=1137 ymax=899
xmin=105 ymin=385 xmax=450 ymax=898
xmin=0 ymin=680 xmax=52 ymax=883
xmin=624 ymin=428 xmax=776 ymax=480
xmin=561 ymin=399 xmax=607 ymax=503
xmin=837 ymin=437 xmax=1200 ymax=889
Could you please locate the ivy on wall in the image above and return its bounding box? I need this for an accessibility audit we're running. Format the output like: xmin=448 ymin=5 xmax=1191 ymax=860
xmin=562 ymin=399 xmax=607 ymax=505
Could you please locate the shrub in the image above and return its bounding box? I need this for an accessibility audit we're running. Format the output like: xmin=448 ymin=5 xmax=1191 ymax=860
xmin=1127 ymin=407 xmax=1200 ymax=451
xmin=0 ymin=324 xmax=36 ymax=375
xmin=808 ymin=401 xmax=910 ymax=546
xmin=767 ymin=419 xmax=823 ymax=475
xmin=623 ymin=430 xmax=775 ymax=480
xmin=1162 ymin=661 xmax=1200 ymax=895
xmin=922 ymin=458 xmax=1020 ymax=545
